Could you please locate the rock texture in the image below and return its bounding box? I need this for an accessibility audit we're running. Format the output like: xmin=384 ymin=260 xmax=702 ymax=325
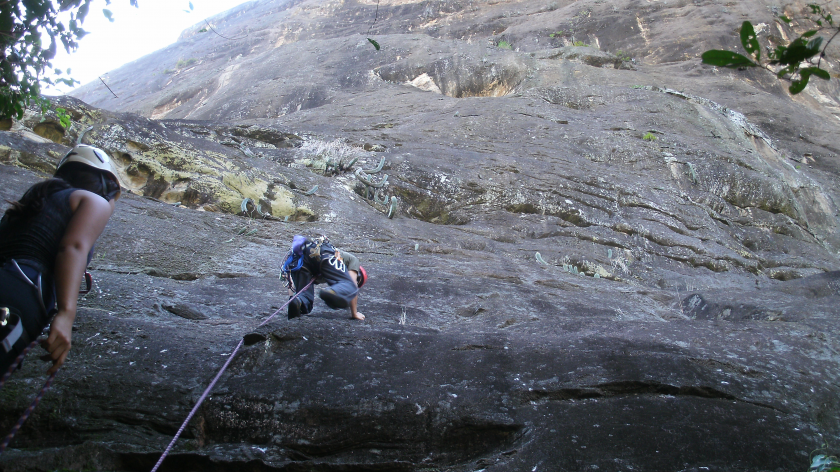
xmin=1 ymin=0 xmax=839 ymax=471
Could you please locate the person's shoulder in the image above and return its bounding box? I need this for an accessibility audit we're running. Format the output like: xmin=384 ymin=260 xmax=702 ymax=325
xmin=67 ymin=189 xmax=111 ymax=213
xmin=340 ymin=250 xmax=360 ymax=270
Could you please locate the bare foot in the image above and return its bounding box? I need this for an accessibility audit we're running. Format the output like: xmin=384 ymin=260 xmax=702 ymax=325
xmin=352 ymin=312 xmax=365 ymax=320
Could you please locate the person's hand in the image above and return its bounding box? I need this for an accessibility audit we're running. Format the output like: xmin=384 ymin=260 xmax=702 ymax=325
xmin=40 ymin=310 xmax=74 ymax=374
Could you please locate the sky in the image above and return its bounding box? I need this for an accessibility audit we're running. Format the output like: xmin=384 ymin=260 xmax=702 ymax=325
xmin=45 ymin=0 xmax=251 ymax=95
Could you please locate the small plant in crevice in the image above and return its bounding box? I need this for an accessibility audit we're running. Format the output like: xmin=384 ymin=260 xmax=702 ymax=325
xmin=175 ymin=58 xmax=198 ymax=69
xmin=355 ymin=157 xmax=398 ymax=219
xmin=33 ymin=96 xmax=72 ymax=130
xmin=54 ymin=107 xmax=72 ymax=129
xmin=686 ymin=162 xmax=699 ymax=184
xmin=572 ymin=40 xmax=591 ymax=47
xmin=497 ymin=40 xmax=513 ymax=49
xmin=301 ymin=139 xmax=362 ymax=176
xmin=809 ymin=445 xmax=840 ymax=472
xmin=608 ymin=248 xmax=631 ymax=276
xmin=239 ymin=198 xmax=269 ymax=219
xmin=615 ymin=50 xmax=633 ymax=62
xmin=642 ymin=132 xmax=658 ymax=141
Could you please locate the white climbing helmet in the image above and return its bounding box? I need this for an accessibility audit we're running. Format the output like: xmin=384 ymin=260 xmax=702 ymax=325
xmin=56 ymin=144 xmax=122 ymax=200
xmin=56 ymin=145 xmax=118 ymax=179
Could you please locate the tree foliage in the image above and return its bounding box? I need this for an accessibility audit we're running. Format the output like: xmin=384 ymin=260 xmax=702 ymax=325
xmin=0 ymin=0 xmax=138 ymax=120
xmin=702 ymin=4 xmax=837 ymax=94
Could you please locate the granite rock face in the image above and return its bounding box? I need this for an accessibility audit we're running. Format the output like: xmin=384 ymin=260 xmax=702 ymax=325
xmin=1 ymin=0 xmax=839 ymax=471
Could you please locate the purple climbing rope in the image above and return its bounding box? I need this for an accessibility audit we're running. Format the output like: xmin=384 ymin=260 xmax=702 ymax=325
xmin=0 ymin=369 xmax=57 ymax=453
xmin=0 ymin=338 xmax=40 ymax=389
xmin=0 ymin=337 xmax=61 ymax=455
xmin=150 ymin=280 xmax=314 ymax=472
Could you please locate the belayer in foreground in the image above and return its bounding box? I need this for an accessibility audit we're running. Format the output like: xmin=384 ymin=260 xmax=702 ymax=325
xmin=280 ymin=235 xmax=367 ymax=320
xmin=0 ymin=145 xmax=121 ymax=375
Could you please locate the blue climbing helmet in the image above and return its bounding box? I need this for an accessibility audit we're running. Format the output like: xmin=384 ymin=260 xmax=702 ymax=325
xmin=280 ymin=236 xmax=310 ymax=289
xmin=283 ymin=235 xmax=308 ymax=272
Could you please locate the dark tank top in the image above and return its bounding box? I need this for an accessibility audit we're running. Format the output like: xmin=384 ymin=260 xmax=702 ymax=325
xmin=0 ymin=188 xmax=76 ymax=275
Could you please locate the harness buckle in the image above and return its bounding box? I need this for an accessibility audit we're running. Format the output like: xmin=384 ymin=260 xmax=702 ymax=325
xmin=0 ymin=307 xmax=8 ymax=326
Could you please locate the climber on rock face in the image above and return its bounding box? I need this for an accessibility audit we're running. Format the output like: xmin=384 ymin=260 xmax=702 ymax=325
xmin=0 ymin=145 xmax=122 ymax=375
xmin=280 ymin=235 xmax=367 ymax=321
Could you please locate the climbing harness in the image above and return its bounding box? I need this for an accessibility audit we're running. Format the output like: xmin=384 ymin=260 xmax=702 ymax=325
xmin=280 ymin=235 xmax=333 ymax=290
xmin=150 ymin=279 xmax=315 ymax=472
xmin=306 ymin=235 xmax=328 ymax=262
xmin=0 ymin=266 xmax=94 ymax=454
xmin=1 ymin=307 xmax=23 ymax=354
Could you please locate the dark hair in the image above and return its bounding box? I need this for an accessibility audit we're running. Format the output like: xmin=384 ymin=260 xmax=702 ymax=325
xmin=3 ymin=163 xmax=119 ymax=222
xmin=54 ymin=162 xmax=120 ymax=201
xmin=3 ymin=178 xmax=73 ymax=221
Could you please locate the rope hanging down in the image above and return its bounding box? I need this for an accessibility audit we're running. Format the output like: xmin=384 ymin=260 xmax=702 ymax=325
xmin=203 ymin=20 xmax=248 ymax=41
xmin=99 ymin=77 xmax=118 ymax=98
xmin=150 ymin=279 xmax=315 ymax=472
xmin=0 ymin=338 xmax=58 ymax=454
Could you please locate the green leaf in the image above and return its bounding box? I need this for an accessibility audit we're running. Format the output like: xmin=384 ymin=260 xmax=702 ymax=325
xmin=779 ymin=15 xmax=791 ymax=23
xmin=701 ymin=50 xmax=756 ymax=68
xmin=77 ymin=1 xmax=90 ymax=23
xmin=103 ymin=8 xmax=114 ymax=22
xmin=739 ymin=21 xmax=760 ymax=61
xmin=811 ymin=454 xmax=833 ymax=467
xmin=789 ymin=67 xmax=831 ymax=94
xmin=367 ymin=38 xmax=380 ymax=50
xmin=789 ymin=76 xmax=810 ymax=94
xmin=774 ymin=36 xmax=822 ymax=65
xmin=777 ymin=64 xmax=794 ymax=78
xmin=803 ymin=66 xmax=831 ymax=80
xmin=802 ymin=30 xmax=818 ymax=38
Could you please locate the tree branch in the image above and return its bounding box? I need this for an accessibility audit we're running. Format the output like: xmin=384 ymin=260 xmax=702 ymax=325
xmin=817 ymin=27 xmax=840 ymax=70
